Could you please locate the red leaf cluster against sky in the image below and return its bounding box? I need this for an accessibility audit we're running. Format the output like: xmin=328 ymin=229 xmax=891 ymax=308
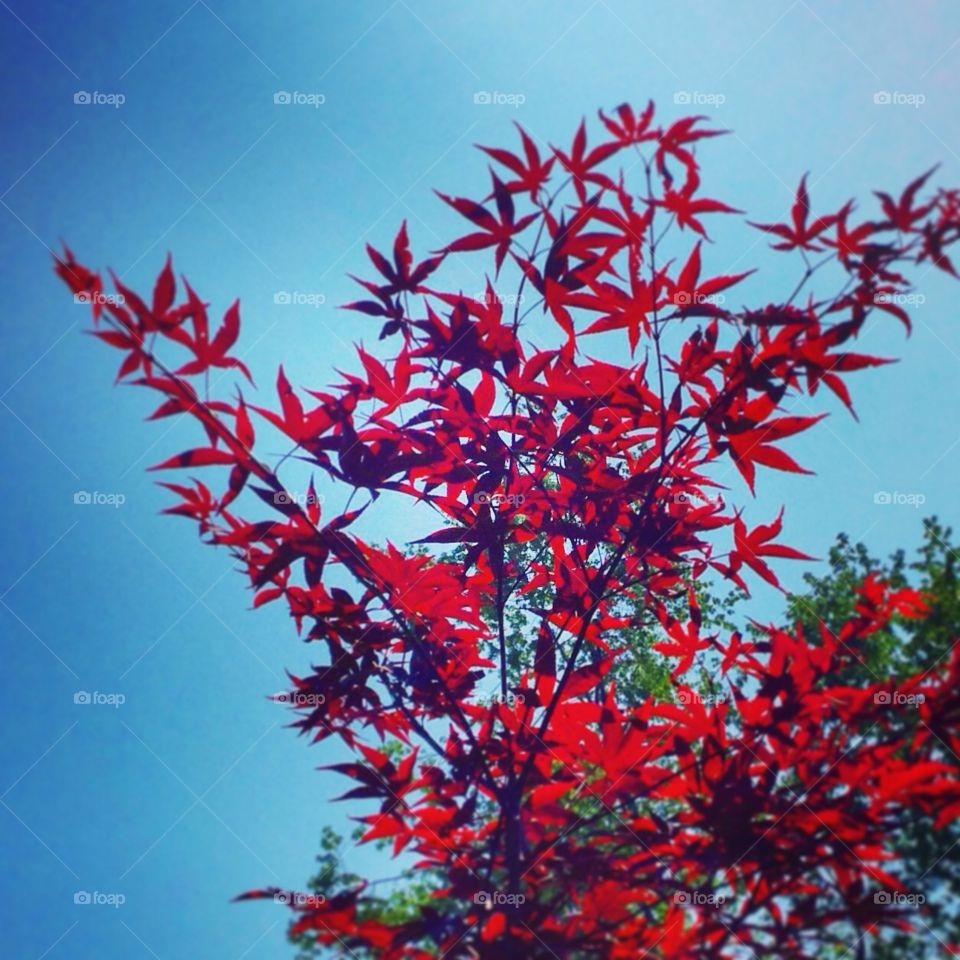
xmin=57 ymin=101 xmax=960 ymax=958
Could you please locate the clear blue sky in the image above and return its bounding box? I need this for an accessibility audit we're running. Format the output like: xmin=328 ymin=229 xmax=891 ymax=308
xmin=1 ymin=2 xmax=959 ymax=957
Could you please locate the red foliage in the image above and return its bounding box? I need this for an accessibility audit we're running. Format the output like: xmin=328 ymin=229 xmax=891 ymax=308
xmin=56 ymin=102 xmax=960 ymax=958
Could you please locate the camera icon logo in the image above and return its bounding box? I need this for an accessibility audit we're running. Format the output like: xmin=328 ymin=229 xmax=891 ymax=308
xmin=874 ymin=91 xmax=892 ymax=105
xmin=473 ymin=891 xmax=490 ymax=905
xmin=274 ymin=91 xmax=292 ymax=105
xmin=74 ymin=491 xmax=92 ymax=505
xmin=74 ymin=91 xmax=91 ymax=105
xmin=674 ymin=91 xmax=692 ymax=104
xmin=874 ymin=691 xmax=892 ymax=705
xmin=873 ymin=891 xmax=892 ymax=904
xmin=473 ymin=91 xmax=492 ymax=105
xmin=273 ymin=291 xmax=292 ymax=305
xmin=74 ymin=891 xmax=91 ymax=904
xmin=873 ymin=491 xmax=892 ymax=505
xmin=673 ymin=892 xmax=689 ymax=904
xmin=74 ymin=691 xmax=91 ymax=704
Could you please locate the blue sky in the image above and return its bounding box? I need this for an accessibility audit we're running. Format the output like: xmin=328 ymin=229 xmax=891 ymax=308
xmin=1 ymin=1 xmax=959 ymax=957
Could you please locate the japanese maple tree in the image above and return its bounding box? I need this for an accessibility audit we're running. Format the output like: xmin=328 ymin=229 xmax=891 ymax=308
xmin=56 ymin=102 xmax=960 ymax=959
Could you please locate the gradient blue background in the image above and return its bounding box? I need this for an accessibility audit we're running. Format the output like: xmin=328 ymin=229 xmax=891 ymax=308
xmin=1 ymin=2 xmax=959 ymax=957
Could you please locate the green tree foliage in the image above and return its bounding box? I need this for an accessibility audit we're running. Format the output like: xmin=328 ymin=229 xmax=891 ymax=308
xmin=782 ymin=519 xmax=960 ymax=959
